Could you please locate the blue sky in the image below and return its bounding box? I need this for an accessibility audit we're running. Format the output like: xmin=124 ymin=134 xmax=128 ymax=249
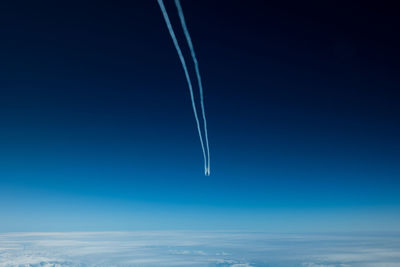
xmin=0 ymin=0 xmax=399 ymax=232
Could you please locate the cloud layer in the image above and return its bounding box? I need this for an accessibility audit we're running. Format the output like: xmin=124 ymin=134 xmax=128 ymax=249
xmin=1 ymin=231 xmax=400 ymax=266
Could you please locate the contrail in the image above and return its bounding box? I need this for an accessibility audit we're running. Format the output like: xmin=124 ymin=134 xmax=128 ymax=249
xmin=174 ymin=0 xmax=210 ymax=176
xmin=157 ymin=0 xmax=209 ymax=175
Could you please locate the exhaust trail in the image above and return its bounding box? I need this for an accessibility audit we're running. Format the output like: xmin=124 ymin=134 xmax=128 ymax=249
xmin=157 ymin=0 xmax=209 ymax=175
xmin=174 ymin=0 xmax=211 ymax=176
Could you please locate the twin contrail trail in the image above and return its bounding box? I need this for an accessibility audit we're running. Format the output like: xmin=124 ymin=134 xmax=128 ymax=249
xmin=157 ymin=0 xmax=211 ymax=176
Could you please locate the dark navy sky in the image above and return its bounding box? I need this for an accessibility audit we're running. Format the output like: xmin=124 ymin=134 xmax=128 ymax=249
xmin=0 ymin=0 xmax=399 ymax=231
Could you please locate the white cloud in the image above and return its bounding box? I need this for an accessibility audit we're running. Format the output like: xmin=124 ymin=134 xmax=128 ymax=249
xmin=0 ymin=231 xmax=399 ymax=266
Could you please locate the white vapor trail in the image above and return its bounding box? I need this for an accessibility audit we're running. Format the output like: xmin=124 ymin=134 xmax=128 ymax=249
xmin=157 ymin=0 xmax=210 ymax=175
xmin=174 ymin=0 xmax=210 ymax=176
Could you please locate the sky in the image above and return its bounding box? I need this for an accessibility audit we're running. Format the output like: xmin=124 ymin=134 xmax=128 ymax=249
xmin=0 ymin=0 xmax=399 ymax=232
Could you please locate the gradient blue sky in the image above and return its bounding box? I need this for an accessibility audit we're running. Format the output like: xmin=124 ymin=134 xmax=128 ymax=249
xmin=0 ymin=0 xmax=399 ymax=232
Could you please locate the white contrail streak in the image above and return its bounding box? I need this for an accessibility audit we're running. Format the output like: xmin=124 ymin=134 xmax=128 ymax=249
xmin=174 ymin=0 xmax=211 ymax=176
xmin=157 ymin=0 xmax=209 ymax=175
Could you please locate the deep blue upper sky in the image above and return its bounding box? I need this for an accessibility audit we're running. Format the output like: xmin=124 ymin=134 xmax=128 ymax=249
xmin=0 ymin=0 xmax=399 ymax=232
